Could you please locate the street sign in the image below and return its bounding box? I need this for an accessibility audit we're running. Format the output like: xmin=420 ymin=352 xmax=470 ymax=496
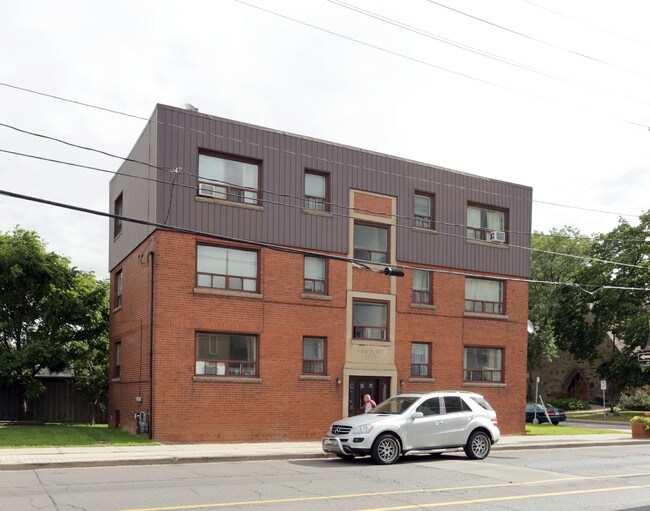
xmin=600 ymin=380 xmax=607 ymax=391
xmin=638 ymin=351 xmax=650 ymax=361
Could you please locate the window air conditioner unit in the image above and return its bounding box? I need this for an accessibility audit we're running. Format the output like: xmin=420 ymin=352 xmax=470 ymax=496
xmin=488 ymin=230 xmax=506 ymax=243
xmin=198 ymin=182 xmax=218 ymax=197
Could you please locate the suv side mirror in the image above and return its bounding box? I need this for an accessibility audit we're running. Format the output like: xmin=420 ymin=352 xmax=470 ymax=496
xmin=411 ymin=412 xmax=424 ymax=420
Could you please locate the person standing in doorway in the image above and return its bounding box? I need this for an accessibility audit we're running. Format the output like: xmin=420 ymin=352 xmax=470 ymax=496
xmin=364 ymin=394 xmax=376 ymax=413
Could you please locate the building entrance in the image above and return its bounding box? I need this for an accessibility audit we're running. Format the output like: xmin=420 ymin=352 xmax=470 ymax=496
xmin=348 ymin=376 xmax=391 ymax=416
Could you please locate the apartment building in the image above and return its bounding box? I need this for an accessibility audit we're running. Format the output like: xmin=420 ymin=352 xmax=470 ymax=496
xmin=108 ymin=104 xmax=532 ymax=442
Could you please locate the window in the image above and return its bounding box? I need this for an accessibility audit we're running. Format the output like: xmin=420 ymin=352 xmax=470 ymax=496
xmin=443 ymin=395 xmax=472 ymax=413
xmin=412 ymin=270 xmax=431 ymax=304
xmin=114 ymin=270 xmax=123 ymax=309
xmin=197 ymin=245 xmax=258 ymax=292
xmin=304 ymin=256 xmax=326 ymax=294
xmin=411 ymin=342 xmax=431 ymax=377
xmin=353 ymin=301 xmax=387 ymax=340
xmin=114 ymin=193 xmax=123 ymax=237
xmin=416 ymin=397 xmax=440 ymax=416
xmin=198 ymin=153 xmax=260 ymax=205
xmin=414 ymin=193 xmax=434 ymax=229
xmin=467 ymin=204 xmax=506 ymax=241
xmin=304 ymin=171 xmax=328 ymax=211
xmin=465 ymin=278 xmax=504 ymax=315
xmin=464 ymin=347 xmax=503 ymax=382
xmin=303 ymin=337 xmax=326 ymax=374
xmin=354 ymin=223 xmax=388 ymax=263
xmin=114 ymin=341 xmax=122 ymax=378
xmin=195 ymin=332 xmax=257 ymax=376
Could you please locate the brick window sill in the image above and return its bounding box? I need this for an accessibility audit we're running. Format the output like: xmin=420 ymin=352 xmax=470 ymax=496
xmin=193 ymin=376 xmax=262 ymax=383
xmin=299 ymin=375 xmax=331 ymax=381
xmin=301 ymin=292 xmax=333 ymax=301
xmin=464 ymin=312 xmax=508 ymax=320
xmin=194 ymin=288 xmax=263 ymax=299
xmin=410 ymin=303 xmax=436 ymax=311
xmin=462 ymin=382 xmax=507 ymax=388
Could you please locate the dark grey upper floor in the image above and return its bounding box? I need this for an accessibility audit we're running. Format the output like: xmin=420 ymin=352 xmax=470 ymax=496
xmin=109 ymin=104 xmax=532 ymax=276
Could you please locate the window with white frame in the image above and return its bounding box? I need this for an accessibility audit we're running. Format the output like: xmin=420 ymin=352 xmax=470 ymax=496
xmin=354 ymin=222 xmax=388 ymax=263
xmin=412 ymin=269 xmax=431 ymax=304
xmin=414 ymin=192 xmax=434 ymax=229
xmin=466 ymin=204 xmax=506 ymax=241
xmin=411 ymin=342 xmax=431 ymax=377
xmin=304 ymin=256 xmax=326 ymax=294
xmin=198 ymin=153 xmax=260 ymax=204
xmin=304 ymin=171 xmax=328 ymax=211
xmin=465 ymin=278 xmax=504 ymax=315
xmin=353 ymin=300 xmax=388 ymax=341
xmin=464 ymin=347 xmax=503 ymax=382
xmin=303 ymin=337 xmax=326 ymax=374
xmin=197 ymin=245 xmax=258 ymax=292
xmin=195 ymin=332 xmax=258 ymax=376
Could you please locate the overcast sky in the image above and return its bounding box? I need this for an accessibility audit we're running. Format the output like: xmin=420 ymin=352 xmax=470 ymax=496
xmin=1 ymin=0 xmax=649 ymax=279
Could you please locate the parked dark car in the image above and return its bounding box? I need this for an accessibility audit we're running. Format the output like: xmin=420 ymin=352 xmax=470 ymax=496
xmin=525 ymin=403 xmax=567 ymax=425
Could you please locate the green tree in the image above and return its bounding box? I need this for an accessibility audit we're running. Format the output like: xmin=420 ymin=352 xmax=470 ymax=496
xmin=528 ymin=227 xmax=593 ymax=397
xmin=575 ymin=212 xmax=650 ymax=392
xmin=530 ymin=213 xmax=650 ymax=398
xmin=0 ymin=228 xmax=109 ymax=419
xmin=70 ymin=279 xmax=109 ymax=425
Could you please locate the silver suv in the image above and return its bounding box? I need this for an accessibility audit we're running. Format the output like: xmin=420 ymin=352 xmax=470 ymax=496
xmin=322 ymin=391 xmax=500 ymax=464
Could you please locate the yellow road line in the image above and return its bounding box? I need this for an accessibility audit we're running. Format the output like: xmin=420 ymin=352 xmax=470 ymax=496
xmin=121 ymin=472 xmax=650 ymax=511
xmin=357 ymin=484 xmax=650 ymax=511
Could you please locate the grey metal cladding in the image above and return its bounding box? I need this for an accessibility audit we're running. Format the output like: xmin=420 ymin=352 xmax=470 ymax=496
xmin=127 ymin=104 xmax=532 ymax=277
xmin=108 ymin=113 xmax=158 ymax=271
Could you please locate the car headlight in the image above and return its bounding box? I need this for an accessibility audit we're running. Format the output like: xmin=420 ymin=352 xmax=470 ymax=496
xmin=351 ymin=424 xmax=374 ymax=434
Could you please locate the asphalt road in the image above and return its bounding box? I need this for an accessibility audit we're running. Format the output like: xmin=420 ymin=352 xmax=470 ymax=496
xmin=1 ymin=444 xmax=649 ymax=511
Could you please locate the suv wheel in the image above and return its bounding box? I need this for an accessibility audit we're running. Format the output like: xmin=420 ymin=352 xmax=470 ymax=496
xmin=464 ymin=430 xmax=491 ymax=460
xmin=371 ymin=434 xmax=401 ymax=464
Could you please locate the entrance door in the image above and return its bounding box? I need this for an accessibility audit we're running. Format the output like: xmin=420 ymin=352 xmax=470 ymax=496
xmin=348 ymin=376 xmax=391 ymax=416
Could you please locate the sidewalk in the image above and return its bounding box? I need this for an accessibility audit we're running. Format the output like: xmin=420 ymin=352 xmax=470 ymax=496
xmin=0 ymin=432 xmax=644 ymax=471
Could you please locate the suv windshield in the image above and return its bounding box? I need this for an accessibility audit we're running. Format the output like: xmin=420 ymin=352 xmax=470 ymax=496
xmin=368 ymin=396 xmax=419 ymax=415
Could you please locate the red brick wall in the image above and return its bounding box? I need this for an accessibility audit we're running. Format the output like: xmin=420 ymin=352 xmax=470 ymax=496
xmin=110 ymin=230 xmax=528 ymax=442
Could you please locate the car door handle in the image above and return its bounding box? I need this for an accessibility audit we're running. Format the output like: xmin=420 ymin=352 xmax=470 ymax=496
xmin=435 ymin=420 xmax=443 ymax=425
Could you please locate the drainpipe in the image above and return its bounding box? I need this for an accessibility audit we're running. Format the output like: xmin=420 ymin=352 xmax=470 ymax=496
xmin=148 ymin=251 xmax=155 ymax=440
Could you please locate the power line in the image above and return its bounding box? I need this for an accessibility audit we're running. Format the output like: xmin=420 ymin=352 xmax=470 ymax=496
xmin=424 ymin=0 xmax=648 ymax=77
xmin=3 ymin=146 xmax=645 ymax=246
xmin=0 ymin=122 xmax=185 ymax=174
xmin=1 ymin=80 xmax=647 ymax=213
xmin=1 ymin=187 xmax=647 ymax=272
xmin=517 ymin=0 xmax=650 ymax=49
xmin=0 ymin=81 xmax=150 ymax=121
xmin=326 ymin=0 xmax=650 ymax=107
xmin=230 ymin=0 xmax=647 ymax=129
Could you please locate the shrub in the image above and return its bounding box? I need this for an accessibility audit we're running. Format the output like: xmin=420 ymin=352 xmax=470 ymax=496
xmin=630 ymin=414 xmax=650 ymax=431
xmin=545 ymin=398 xmax=588 ymax=411
xmin=617 ymin=386 xmax=650 ymax=411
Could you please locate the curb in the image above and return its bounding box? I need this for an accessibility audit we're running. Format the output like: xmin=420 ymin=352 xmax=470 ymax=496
xmin=1 ymin=440 xmax=647 ymax=471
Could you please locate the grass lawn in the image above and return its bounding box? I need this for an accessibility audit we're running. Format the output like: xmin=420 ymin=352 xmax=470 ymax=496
xmin=567 ymin=411 xmax=645 ymax=422
xmin=0 ymin=423 xmax=156 ymax=448
xmin=525 ymin=423 xmax=626 ymax=436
